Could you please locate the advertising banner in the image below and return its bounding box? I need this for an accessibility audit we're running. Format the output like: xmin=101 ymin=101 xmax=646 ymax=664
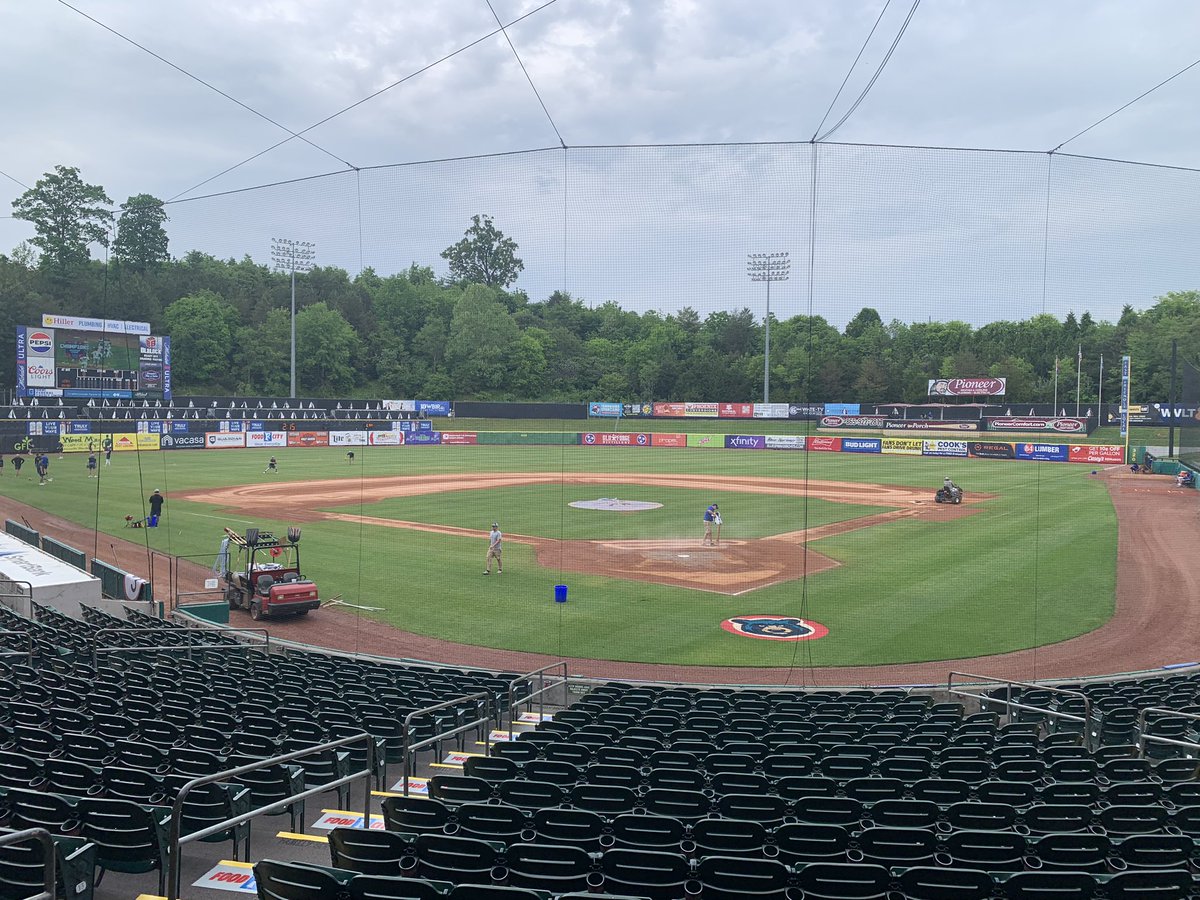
xmin=67 ymin=421 xmax=91 ymax=434
xmin=396 ymin=420 xmax=434 ymax=433
xmin=15 ymin=325 xmax=26 ymax=394
xmin=987 ymin=416 xmax=1088 ymax=433
xmin=329 ymin=431 xmax=368 ymax=446
xmin=1067 ymin=444 xmax=1125 ymax=464
xmin=1120 ymin=355 xmax=1131 ymax=439
xmin=686 ymin=433 xmax=724 ymax=449
xmin=160 ymin=433 xmax=206 ymax=449
xmin=788 ymin=403 xmax=825 ymax=419
xmin=382 ymin=400 xmax=417 ymax=412
xmin=171 ymin=421 xmax=191 ymax=434
xmin=650 ymin=433 xmax=687 ymax=447
xmin=724 ymin=434 xmax=766 ymax=450
xmin=684 ymin=402 xmax=720 ymax=418
xmin=928 ymin=377 xmax=1007 ymax=396
xmin=415 ymin=400 xmax=451 ymax=416
xmin=405 ymin=432 xmax=442 ymax=445
xmin=288 ymin=431 xmax=329 ymax=448
xmin=969 ymin=441 xmax=1016 ymax=459
xmin=580 ymin=432 xmax=651 ymax=447
xmin=922 ymin=440 xmax=969 ymax=458
xmin=60 ymin=435 xmax=95 ymax=453
xmin=841 ymin=438 xmax=881 ymax=453
xmin=824 ymin=403 xmax=861 ymax=415
xmin=884 ymin=419 xmax=981 ymax=432
xmin=881 ymin=437 xmax=923 ymax=456
xmin=588 ymin=402 xmax=623 ymax=418
xmin=205 ymin=432 xmax=246 ymax=449
xmin=1015 ymin=442 xmax=1069 ymax=462
xmin=753 ymin=403 xmax=791 ymax=419
xmin=25 ymin=328 xmax=56 ymax=388
xmin=439 ymin=432 xmax=477 ymax=445
xmin=367 ymin=430 xmax=403 ymax=446
xmin=821 ymin=414 xmax=887 ymax=429
xmin=622 ymin=403 xmax=653 ymax=418
xmin=807 ymin=436 xmax=843 ymax=452
xmin=652 ymin=402 xmax=685 ymax=418
xmin=764 ymin=434 xmax=805 ymax=450
xmin=246 ymin=431 xmax=288 ymax=447
xmin=718 ymin=403 xmax=754 ymax=418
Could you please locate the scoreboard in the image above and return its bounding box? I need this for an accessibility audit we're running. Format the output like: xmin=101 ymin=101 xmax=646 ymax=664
xmin=16 ymin=314 xmax=171 ymax=401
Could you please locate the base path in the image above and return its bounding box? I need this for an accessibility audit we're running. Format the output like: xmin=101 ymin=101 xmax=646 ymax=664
xmin=2 ymin=469 xmax=1193 ymax=685
xmin=181 ymin=473 xmax=982 ymax=596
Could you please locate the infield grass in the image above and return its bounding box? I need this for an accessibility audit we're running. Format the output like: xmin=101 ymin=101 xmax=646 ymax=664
xmin=0 ymin=438 xmax=1117 ymax=667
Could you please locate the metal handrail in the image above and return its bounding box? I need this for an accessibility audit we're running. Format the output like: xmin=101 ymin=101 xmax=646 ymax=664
xmin=0 ymin=629 xmax=35 ymax=663
xmin=0 ymin=582 xmax=35 ymax=617
xmin=165 ymin=731 xmax=374 ymax=900
xmin=947 ymin=672 xmax=1093 ymax=738
xmin=507 ymin=661 xmax=569 ymax=740
xmin=91 ymin=626 xmax=269 ymax=666
xmin=401 ymin=691 xmax=496 ymax=796
xmin=1136 ymin=707 xmax=1200 ymax=759
xmin=0 ymin=827 xmax=56 ymax=900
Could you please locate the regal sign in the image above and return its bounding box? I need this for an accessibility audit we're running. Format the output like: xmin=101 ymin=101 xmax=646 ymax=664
xmin=928 ymin=377 xmax=1007 ymax=397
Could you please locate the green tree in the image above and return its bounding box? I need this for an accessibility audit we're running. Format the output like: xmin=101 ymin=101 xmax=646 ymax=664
xmin=162 ymin=291 xmax=240 ymax=388
xmin=11 ymin=165 xmax=112 ymax=278
xmin=113 ymin=194 xmax=169 ymax=272
xmin=444 ymin=284 xmax=521 ymax=395
xmin=295 ymin=302 xmax=360 ymax=394
xmin=440 ymin=214 xmax=524 ymax=288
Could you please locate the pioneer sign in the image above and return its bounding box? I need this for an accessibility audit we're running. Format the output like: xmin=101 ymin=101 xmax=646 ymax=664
xmin=927 ymin=377 xmax=1007 ymax=397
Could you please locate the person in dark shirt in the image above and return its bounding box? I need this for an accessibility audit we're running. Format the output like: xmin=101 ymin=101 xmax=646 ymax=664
xmin=148 ymin=489 xmax=165 ymax=527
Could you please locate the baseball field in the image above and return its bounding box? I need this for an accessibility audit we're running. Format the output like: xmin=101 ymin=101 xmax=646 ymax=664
xmin=0 ymin=429 xmax=1120 ymax=669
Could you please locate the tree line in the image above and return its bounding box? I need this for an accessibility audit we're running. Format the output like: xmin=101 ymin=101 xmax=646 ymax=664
xmin=3 ymin=165 xmax=1199 ymax=403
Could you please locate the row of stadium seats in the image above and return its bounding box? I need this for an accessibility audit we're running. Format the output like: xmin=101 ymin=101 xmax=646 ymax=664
xmin=254 ymin=848 xmax=1200 ymax=900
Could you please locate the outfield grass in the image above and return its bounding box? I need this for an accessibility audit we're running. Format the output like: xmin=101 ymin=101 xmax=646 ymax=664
xmin=0 ymin=443 xmax=1116 ymax=667
xmin=329 ymin=483 xmax=888 ymax=541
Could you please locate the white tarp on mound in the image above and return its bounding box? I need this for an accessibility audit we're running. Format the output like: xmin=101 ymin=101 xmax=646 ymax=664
xmin=0 ymin=531 xmax=102 ymax=617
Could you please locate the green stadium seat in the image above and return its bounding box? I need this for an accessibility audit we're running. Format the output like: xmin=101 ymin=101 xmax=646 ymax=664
xmin=505 ymin=842 xmax=592 ymax=893
xmin=895 ymin=865 xmax=994 ymax=900
xmin=76 ymin=797 xmax=171 ymax=895
xmin=0 ymin=827 xmax=97 ymax=900
xmin=941 ymin=828 xmax=1027 ymax=871
xmin=454 ymin=802 xmax=529 ymax=843
xmin=531 ymin=807 xmax=605 ymax=851
xmin=1001 ymin=871 xmax=1097 ymax=899
xmin=1030 ymin=832 xmax=1112 ymax=873
xmin=598 ymin=848 xmax=690 ymax=900
xmin=793 ymin=861 xmax=892 ymax=900
xmin=328 ymin=826 xmax=416 ymax=876
xmin=610 ymin=813 xmax=686 ymax=851
xmin=413 ymin=832 xmax=502 ymax=883
xmin=695 ymin=854 xmax=792 ymax=899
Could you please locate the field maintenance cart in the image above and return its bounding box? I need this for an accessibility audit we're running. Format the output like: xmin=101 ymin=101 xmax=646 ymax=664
xmin=222 ymin=526 xmax=320 ymax=620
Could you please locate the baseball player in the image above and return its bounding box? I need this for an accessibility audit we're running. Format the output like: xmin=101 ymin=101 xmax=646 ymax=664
xmin=264 ymin=456 xmax=279 ymax=474
xmin=484 ymin=523 xmax=503 ymax=575
xmin=703 ymin=503 xmax=719 ymax=545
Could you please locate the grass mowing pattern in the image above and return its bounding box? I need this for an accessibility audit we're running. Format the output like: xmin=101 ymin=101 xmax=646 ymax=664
xmin=326 ymin=483 xmax=888 ymax=541
xmin=0 ymin=441 xmax=1116 ymax=667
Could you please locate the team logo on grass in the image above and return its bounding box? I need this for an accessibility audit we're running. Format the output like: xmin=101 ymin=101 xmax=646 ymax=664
xmin=721 ymin=615 xmax=829 ymax=641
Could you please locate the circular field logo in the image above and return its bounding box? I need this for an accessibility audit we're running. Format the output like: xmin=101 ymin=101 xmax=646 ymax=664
xmin=721 ymin=615 xmax=829 ymax=641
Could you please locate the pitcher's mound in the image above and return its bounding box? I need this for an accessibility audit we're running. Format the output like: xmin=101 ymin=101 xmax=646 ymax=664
xmin=536 ymin=537 xmax=839 ymax=596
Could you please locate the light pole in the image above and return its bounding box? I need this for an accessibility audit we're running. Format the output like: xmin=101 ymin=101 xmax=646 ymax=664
xmin=747 ymin=251 xmax=790 ymax=403
xmin=270 ymin=238 xmax=316 ymax=399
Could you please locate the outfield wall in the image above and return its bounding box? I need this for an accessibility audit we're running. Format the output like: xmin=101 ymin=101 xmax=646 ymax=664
xmin=0 ymin=423 xmax=1125 ymax=465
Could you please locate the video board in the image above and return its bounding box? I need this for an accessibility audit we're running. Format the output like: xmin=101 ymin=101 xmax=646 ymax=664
xmin=16 ymin=314 xmax=171 ymax=400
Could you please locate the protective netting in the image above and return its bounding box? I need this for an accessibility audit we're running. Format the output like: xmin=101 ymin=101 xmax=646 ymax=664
xmin=140 ymin=142 xmax=1200 ymax=683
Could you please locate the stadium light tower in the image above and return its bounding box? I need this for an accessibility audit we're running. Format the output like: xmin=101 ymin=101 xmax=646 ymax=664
xmin=747 ymin=251 xmax=790 ymax=403
xmin=270 ymin=238 xmax=316 ymax=399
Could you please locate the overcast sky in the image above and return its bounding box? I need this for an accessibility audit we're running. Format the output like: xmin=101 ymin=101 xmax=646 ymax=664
xmin=2 ymin=0 xmax=1198 ymax=327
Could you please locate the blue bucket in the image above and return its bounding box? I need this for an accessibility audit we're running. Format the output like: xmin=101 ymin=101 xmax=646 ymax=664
xmin=554 ymin=584 xmax=568 ymax=604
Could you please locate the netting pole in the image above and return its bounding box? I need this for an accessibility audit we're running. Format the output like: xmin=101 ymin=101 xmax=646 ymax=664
xmin=1169 ymin=339 xmax=1177 ymax=457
